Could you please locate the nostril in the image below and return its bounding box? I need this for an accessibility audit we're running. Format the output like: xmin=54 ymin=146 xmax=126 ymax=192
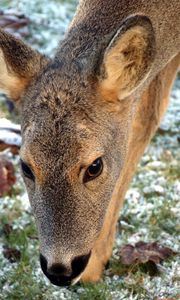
xmin=40 ymin=254 xmax=72 ymax=277
xmin=71 ymin=251 xmax=91 ymax=278
xmin=48 ymin=263 xmax=69 ymax=276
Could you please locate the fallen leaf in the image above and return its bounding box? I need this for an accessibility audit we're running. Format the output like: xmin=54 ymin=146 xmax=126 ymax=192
xmin=0 ymin=9 xmax=30 ymax=38
xmin=0 ymin=156 xmax=16 ymax=196
xmin=155 ymin=298 xmax=177 ymax=300
xmin=119 ymin=241 xmax=177 ymax=266
xmin=2 ymin=223 xmax=13 ymax=237
xmin=0 ymin=118 xmax=21 ymax=154
xmin=3 ymin=246 xmax=21 ymax=263
xmin=0 ymin=143 xmax=20 ymax=155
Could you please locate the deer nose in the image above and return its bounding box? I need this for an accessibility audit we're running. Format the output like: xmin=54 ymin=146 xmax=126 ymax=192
xmin=39 ymin=252 xmax=91 ymax=286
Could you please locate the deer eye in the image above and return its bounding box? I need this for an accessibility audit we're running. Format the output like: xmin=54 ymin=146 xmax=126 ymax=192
xmin=83 ymin=158 xmax=103 ymax=183
xmin=20 ymin=160 xmax=35 ymax=181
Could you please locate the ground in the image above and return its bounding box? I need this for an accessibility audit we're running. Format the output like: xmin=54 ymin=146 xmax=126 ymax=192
xmin=0 ymin=1 xmax=180 ymax=299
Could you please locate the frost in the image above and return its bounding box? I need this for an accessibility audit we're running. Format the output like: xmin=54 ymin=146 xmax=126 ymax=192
xmin=143 ymin=185 xmax=165 ymax=195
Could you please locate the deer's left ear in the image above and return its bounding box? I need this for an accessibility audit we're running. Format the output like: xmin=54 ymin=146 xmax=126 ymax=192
xmin=99 ymin=15 xmax=156 ymax=100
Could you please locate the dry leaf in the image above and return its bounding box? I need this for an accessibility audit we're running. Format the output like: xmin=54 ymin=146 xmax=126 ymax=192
xmin=0 ymin=118 xmax=21 ymax=154
xmin=0 ymin=9 xmax=30 ymax=38
xmin=155 ymin=298 xmax=177 ymax=300
xmin=0 ymin=156 xmax=16 ymax=196
xmin=3 ymin=246 xmax=21 ymax=263
xmin=2 ymin=223 xmax=13 ymax=237
xmin=119 ymin=241 xmax=177 ymax=266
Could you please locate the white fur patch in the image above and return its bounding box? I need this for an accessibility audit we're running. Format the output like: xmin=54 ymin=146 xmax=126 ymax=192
xmin=71 ymin=274 xmax=82 ymax=285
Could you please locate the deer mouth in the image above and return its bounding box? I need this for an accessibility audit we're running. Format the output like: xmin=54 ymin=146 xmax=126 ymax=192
xmin=42 ymin=269 xmax=82 ymax=287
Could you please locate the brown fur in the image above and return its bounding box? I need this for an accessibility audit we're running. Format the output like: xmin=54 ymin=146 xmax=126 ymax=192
xmin=0 ymin=0 xmax=179 ymax=285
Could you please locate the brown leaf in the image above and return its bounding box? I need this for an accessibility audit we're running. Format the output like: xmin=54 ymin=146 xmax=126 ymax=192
xmin=0 ymin=119 xmax=21 ymax=154
xmin=3 ymin=246 xmax=21 ymax=263
xmin=155 ymin=298 xmax=177 ymax=300
xmin=0 ymin=157 xmax=16 ymax=196
xmin=0 ymin=10 xmax=30 ymax=38
xmin=119 ymin=241 xmax=177 ymax=266
xmin=0 ymin=142 xmax=20 ymax=155
xmin=2 ymin=223 xmax=13 ymax=237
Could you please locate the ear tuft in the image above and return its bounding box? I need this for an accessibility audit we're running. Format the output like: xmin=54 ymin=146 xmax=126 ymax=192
xmin=99 ymin=15 xmax=156 ymax=100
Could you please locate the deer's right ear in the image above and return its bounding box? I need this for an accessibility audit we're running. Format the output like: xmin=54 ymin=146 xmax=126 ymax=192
xmin=0 ymin=29 xmax=48 ymax=102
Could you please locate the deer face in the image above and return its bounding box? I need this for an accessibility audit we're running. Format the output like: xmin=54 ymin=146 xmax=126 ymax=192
xmin=19 ymin=68 xmax=127 ymax=285
xmin=0 ymin=15 xmax=155 ymax=285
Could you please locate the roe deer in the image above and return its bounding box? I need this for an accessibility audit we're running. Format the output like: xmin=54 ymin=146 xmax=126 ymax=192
xmin=0 ymin=0 xmax=179 ymax=286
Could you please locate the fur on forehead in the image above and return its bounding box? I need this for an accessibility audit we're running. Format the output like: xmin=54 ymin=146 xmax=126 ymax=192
xmin=21 ymin=60 xmax=98 ymax=113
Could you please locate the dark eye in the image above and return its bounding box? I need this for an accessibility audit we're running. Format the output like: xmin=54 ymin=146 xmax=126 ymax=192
xmin=83 ymin=158 xmax=103 ymax=183
xmin=20 ymin=160 xmax=35 ymax=181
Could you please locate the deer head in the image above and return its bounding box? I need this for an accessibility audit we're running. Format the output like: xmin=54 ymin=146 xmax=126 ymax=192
xmin=0 ymin=15 xmax=155 ymax=285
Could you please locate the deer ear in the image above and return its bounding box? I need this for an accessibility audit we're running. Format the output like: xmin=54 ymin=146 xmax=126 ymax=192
xmin=0 ymin=29 xmax=48 ymax=101
xmin=99 ymin=15 xmax=155 ymax=100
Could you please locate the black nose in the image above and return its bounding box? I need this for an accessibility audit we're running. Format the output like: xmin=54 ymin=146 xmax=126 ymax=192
xmin=40 ymin=252 xmax=91 ymax=286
